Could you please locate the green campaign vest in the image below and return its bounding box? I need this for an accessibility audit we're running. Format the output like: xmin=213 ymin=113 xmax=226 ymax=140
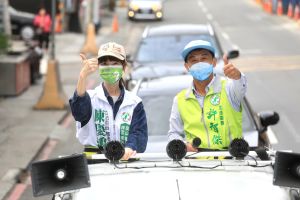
xmin=177 ymin=80 xmax=242 ymax=150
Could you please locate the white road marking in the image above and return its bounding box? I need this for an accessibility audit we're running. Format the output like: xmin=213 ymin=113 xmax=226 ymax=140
xmin=281 ymin=114 xmax=300 ymax=142
xmin=267 ymin=127 xmax=278 ymax=144
xmin=221 ymin=32 xmax=230 ymax=40
xmin=232 ymin=44 xmax=240 ymax=50
xmin=212 ymin=20 xmax=220 ymax=28
xmin=202 ymin=7 xmax=208 ymax=13
xmin=198 ymin=0 xmax=204 ymax=7
xmin=198 ymin=1 xmax=208 ymax=13
xmin=212 ymin=21 xmax=239 ymax=49
xmin=206 ymin=13 xmax=213 ymax=20
xmin=198 ymin=0 xmax=239 ymax=54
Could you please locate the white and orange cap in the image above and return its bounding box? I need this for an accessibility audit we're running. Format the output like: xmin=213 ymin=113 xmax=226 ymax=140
xmin=97 ymin=42 xmax=126 ymax=61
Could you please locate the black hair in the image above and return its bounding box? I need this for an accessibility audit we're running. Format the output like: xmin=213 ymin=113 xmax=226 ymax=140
xmin=184 ymin=49 xmax=215 ymax=63
xmin=98 ymin=56 xmax=127 ymax=69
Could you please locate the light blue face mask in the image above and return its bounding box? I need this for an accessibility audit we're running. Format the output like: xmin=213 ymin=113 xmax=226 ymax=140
xmin=189 ymin=62 xmax=213 ymax=81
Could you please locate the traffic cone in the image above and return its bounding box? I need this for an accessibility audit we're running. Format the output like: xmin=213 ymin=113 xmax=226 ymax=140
xmin=81 ymin=23 xmax=98 ymax=55
xmin=55 ymin=13 xmax=63 ymax=33
xmin=34 ymin=59 xmax=67 ymax=110
xmin=120 ymin=0 xmax=126 ymax=7
xmin=294 ymin=5 xmax=300 ymax=20
xmin=263 ymin=0 xmax=272 ymax=13
xmin=277 ymin=0 xmax=283 ymax=15
xmin=256 ymin=0 xmax=263 ymax=5
xmin=287 ymin=1 xmax=294 ymax=18
xmin=266 ymin=0 xmax=272 ymax=14
xmin=112 ymin=14 xmax=119 ymax=33
xmin=263 ymin=0 xmax=268 ymax=11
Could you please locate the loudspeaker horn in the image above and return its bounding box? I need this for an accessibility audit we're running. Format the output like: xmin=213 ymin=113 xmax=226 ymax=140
xmin=30 ymin=154 xmax=90 ymax=197
xmin=273 ymin=151 xmax=300 ymax=188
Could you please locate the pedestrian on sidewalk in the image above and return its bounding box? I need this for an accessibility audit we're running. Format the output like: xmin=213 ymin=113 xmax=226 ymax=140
xmin=69 ymin=42 xmax=148 ymax=160
xmin=33 ymin=8 xmax=52 ymax=52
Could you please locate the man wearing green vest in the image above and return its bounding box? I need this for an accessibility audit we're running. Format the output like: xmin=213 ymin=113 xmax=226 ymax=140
xmin=168 ymin=40 xmax=247 ymax=151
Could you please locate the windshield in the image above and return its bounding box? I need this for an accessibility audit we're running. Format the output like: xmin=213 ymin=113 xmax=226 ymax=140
xmin=142 ymin=93 xmax=256 ymax=137
xmin=136 ymin=34 xmax=221 ymax=62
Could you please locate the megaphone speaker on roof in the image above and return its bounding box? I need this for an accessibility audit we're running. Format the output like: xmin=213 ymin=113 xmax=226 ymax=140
xmin=229 ymin=138 xmax=249 ymax=159
xmin=273 ymin=151 xmax=300 ymax=188
xmin=104 ymin=141 xmax=125 ymax=162
xmin=166 ymin=139 xmax=187 ymax=161
xmin=30 ymin=154 xmax=90 ymax=197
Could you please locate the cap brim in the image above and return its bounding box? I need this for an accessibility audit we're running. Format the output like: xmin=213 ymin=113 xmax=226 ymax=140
xmin=98 ymin=52 xmax=125 ymax=61
xmin=182 ymin=45 xmax=215 ymax=60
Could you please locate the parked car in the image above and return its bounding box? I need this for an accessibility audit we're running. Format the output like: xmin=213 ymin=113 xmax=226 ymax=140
xmin=128 ymin=24 xmax=239 ymax=81
xmin=9 ymin=6 xmax=36 ymax=41
xmin=127 ymin=0 xmax=163 ymax=21
xmin=133 ymin=75 xmax=279 ymax=153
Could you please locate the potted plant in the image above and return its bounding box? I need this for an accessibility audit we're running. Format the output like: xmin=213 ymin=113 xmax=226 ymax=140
xmin=0 ymin=32 xmax=10 ymax=54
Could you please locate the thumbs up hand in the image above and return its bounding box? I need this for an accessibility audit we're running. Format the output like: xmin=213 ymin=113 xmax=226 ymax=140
xmin=223 ymin=54 xmax=241 ymax=80
xmin=79 ymin=53 xmax=99 ymax=78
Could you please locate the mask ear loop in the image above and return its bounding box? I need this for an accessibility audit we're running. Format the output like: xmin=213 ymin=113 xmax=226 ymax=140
xmin=187 ymin=65 xmax=191 ymax=72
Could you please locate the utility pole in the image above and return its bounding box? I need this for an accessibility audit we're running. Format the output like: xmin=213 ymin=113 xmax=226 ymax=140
xmin=50 ymin=0 xmax=56 ymax=59
xmin=0 ymin=0 xmax=11 ymax=35
xmin=81 ymin=0 xmax=98 ymax=55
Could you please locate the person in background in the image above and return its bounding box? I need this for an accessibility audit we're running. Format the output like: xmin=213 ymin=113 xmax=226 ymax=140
xmin=33 ymin=8 xmax=52 ymax=51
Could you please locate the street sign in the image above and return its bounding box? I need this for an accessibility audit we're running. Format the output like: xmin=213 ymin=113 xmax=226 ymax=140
xmin=0 ymin=0 xmax=11 ymax=35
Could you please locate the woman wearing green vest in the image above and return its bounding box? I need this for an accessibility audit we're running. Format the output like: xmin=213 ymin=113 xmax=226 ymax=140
xmin=168 ymin=40 xmax=247 ymax=151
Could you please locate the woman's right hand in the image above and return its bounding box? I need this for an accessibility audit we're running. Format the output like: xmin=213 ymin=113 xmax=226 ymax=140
xmin=79 ymin=53 xmax=98 ymax=78
xmin=122 ymin=147 xmax=137 ymax=160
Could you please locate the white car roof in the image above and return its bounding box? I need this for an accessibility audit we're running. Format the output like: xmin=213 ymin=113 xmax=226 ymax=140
xmin=143 ymin=24 xmax=213 ymax=38
xmin=73 ymin=153 xmax=290 ymax=200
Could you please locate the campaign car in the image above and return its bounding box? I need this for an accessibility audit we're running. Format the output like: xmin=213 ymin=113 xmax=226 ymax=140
xmin=29 ymin=75 xmax=299 ymax=200
xmin=31 ymin=143 xmax=300 ymax=200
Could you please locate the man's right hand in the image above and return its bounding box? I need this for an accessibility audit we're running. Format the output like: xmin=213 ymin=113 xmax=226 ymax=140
xmin=186 ymin=143 xmax=198 ymax=152
xmin=79 ymin=53 xmax=98 ymax=78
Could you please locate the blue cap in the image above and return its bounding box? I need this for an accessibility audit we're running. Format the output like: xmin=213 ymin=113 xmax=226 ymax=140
xmin=181 ymin=40 xmax=215 ymax=61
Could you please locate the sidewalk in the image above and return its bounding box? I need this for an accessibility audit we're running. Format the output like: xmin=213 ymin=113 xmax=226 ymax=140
xmin=0 ymin=7 xmax=137 ymax=200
